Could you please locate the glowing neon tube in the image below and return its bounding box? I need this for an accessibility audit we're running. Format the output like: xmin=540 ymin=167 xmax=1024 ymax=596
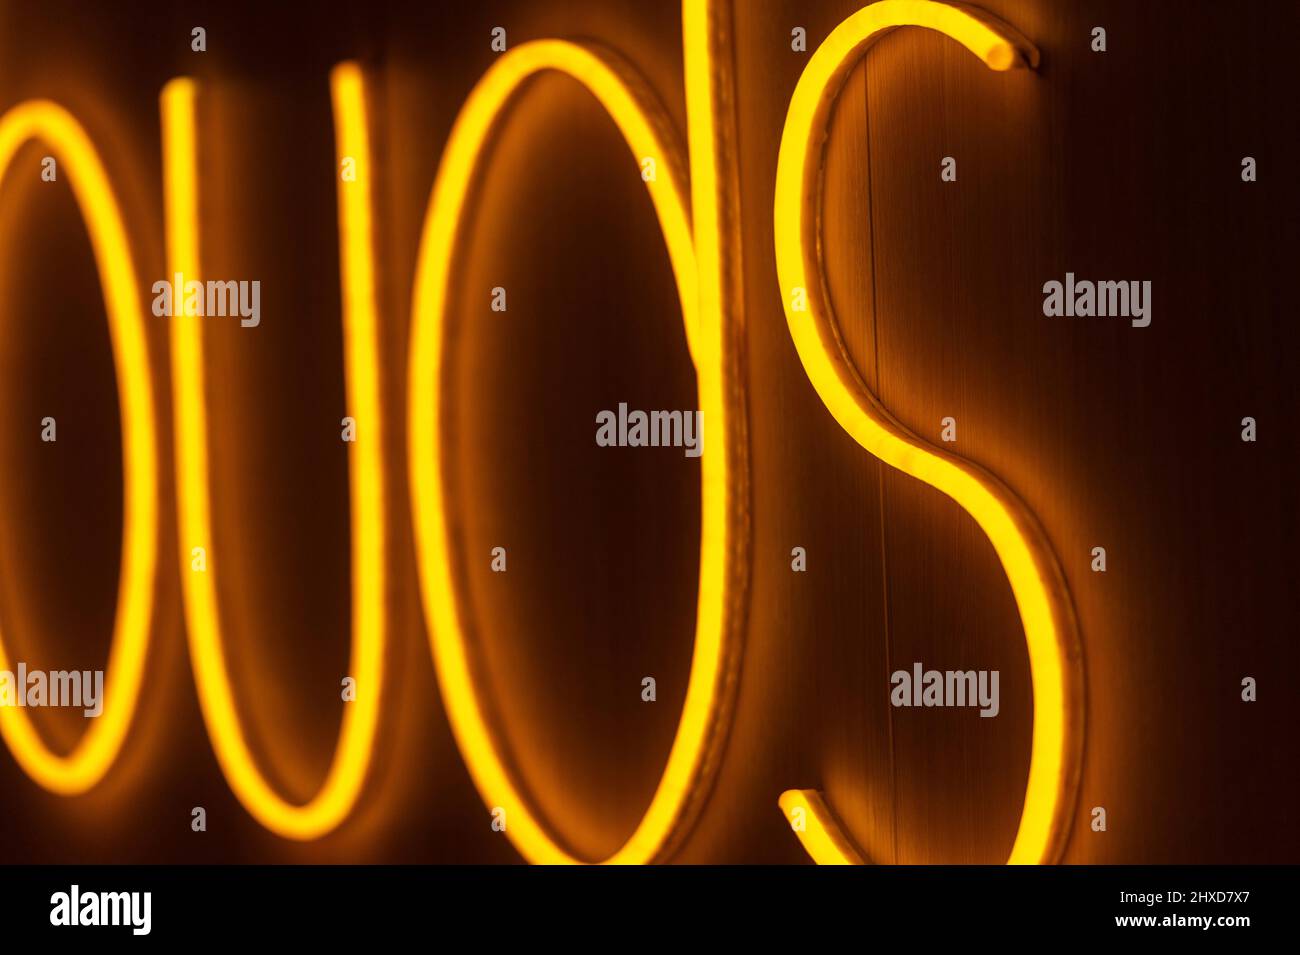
xmin=408 ymin=5 xmax=747 ymax=863
xmin=772 ymin=0 xmax=1082 ymax=865
xmin=0 ymin=101 xmax=160 ymax=795
xmin=777 ymin=790 xmax=866 ymax=865
xmin=161 ymin=63 xmax=387 ymax=840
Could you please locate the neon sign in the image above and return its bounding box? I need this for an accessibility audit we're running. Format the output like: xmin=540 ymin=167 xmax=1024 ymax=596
xmin=773 ymin=1 xmax=1083 ymax=865
xmin=406 ymin=15 xmax=749 ymax=864
xmin=161 ymin=65 xmax=389 ymax=841
xmin=0 ymin=0 xmax=1083 ymax=862
xmin=0 ymin=100 xmax=160 ymax=797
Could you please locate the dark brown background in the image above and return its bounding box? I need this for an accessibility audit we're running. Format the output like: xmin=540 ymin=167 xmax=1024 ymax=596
xmin=0 ymin=0 xmax=1294 ymax=863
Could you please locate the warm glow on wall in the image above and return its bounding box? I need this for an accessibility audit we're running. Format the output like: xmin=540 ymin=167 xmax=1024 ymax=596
xmin=407 ymin=0 xmax=748 ymax=864
xmin=773 ymin=0 xmax=1082 ymax=865
xmin=0 ymin=99 xmax=160 ymax=796
xmin=0 ymin=0 xmax=1104 ymax=865
xmin=161 ymin=64 xmax=388 ymax=841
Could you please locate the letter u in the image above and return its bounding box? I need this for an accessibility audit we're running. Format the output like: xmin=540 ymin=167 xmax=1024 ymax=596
xmin=160 ymin=64 xmax=387 ymax=840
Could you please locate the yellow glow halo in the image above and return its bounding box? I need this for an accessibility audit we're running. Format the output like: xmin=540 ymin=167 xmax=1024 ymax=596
xmin=161 ymin=63 xmax=387 ymax=840
xmin=772 ymin=0 xmax=1082 ymax=865
xmin=408 ymin=22 xmax=744 ymax=864
xmin=0 ymin=101 xmax=160 ymax=795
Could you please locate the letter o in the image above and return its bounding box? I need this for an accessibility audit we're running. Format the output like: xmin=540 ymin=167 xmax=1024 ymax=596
xmin=0 ymin=101 xmax=159 ymax=794
xmin=408 ymin=40 xmax=732 ymax=865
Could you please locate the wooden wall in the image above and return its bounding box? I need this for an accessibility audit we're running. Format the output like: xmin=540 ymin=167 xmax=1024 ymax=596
xmin=0 ymin=0 xmax=1293 ymax=863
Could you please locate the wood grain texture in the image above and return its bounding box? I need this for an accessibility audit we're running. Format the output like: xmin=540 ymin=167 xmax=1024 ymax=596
xmin=720 ymin=0 xmax=1298 ymax=864
xmin=0 ymin=0 xmax=1293 ymax=863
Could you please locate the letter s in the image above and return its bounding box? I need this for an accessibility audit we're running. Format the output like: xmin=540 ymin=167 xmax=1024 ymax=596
xmin=772 ymin=0 xmax=1083 ymax=865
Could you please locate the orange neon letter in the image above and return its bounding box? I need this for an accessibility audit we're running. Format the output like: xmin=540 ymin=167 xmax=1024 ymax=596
xmin=772 ymin=0 xmax=1083 ymax=865
xmin=161 ymin=63 xmax=387 ymax=840
xmin=0 ymin=101 xmax=160 ymax=795
xmin=407 ymin=0 xmax=748 ymax=864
